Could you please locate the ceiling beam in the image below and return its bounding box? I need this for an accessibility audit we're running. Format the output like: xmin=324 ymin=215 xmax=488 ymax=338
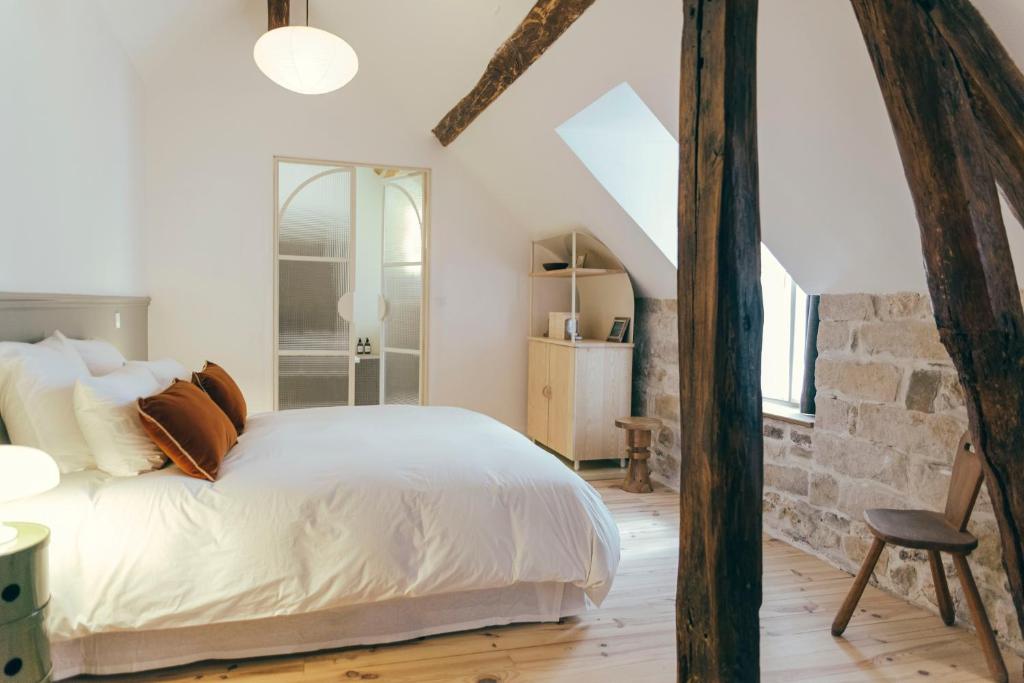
xmin=431 ymin=0 xmax=597 ymax=147
xmin=268 ymin=0 xmax=289 ymax=31
xmin=852 ymin=2 xmax=1024 ymax=679
xmin=915 ymin=0 xmax=1024 ymax=225
xmin=676 ymin=0 xmax=763 ymax=679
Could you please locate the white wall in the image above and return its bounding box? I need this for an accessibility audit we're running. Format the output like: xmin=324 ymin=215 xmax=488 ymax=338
xmin=0 ymin=1 xmax=145 ymax=295
xmin=141 ymin=8 xmax=528 ymax=428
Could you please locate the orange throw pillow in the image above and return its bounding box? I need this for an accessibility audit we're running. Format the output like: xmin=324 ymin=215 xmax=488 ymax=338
xmin=137 ymin=380 xmax=238 ymax=481
xmin=192 ymin=361 xmax=247 ymax=433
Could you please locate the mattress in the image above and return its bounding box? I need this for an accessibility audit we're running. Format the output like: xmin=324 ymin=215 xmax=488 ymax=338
xmin=0 ymin=405 xmax=620 ymax=673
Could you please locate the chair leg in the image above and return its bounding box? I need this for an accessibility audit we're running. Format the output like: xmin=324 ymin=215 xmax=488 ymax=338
xmin=928 ymin=550 xmax=955 ymax=626
xmin=832 ymin=537 xmax=885 ymax=636
xmin=953 ymin=553 xmax=1008 ymax=683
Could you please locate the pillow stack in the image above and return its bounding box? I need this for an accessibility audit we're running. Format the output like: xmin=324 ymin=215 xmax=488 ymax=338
xmin=0 ymin=334 xmax=94 ymax=472
xmin=0 ymin=332 xmax=248 ymax=483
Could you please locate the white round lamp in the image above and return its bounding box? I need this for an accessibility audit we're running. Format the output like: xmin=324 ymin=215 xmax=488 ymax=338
xmin=253 ymin=0 xmax=358 ymax=97
xmin=0 ymin=446 xmax=60 ymax=545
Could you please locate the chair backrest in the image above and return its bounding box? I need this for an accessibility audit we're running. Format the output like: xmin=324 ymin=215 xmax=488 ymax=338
xmin=944 ymin=431 xmax=985 ymax=531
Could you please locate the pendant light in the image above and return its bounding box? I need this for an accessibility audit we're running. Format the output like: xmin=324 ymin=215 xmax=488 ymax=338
xmin=254 ymin=0 xmax=358 ymax=95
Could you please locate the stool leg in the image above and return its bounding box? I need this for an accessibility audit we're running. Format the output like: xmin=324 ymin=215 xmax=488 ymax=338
xmin=953 ymin=554 xmax=1008 ymax=682
xmin=832 ymin=537 xmax=885 ymax=636
xmin=928 ymin=550 xmax=954 ymax=626
xmin=621 ymin=429 xmax=653 ymax=493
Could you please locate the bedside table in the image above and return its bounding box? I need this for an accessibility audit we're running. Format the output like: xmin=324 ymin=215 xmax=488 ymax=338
xmin=0 ymin=523 xmax=51 ymax=683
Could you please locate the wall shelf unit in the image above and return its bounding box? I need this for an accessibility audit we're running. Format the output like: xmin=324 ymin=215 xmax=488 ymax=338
xmin=527 ymin=231 xmax=635 ymax=470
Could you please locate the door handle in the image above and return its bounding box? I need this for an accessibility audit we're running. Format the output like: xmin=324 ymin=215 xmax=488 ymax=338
xmin=378 ymin=294 xmax=389 ymax=321
xmin=336 ymin=292 xmax=354 ymax=321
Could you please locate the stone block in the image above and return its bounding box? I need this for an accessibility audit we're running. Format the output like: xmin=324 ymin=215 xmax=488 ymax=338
xmin=888 ymin=563 xmax=919 ymax=594
xmin=907 ymin=460 xmax=951 ymax=510
xmin=815 ymin=432 xmax=909 ymax=489
xmin=810 ymin=471 xmax=839 ymax=507
xmin=858 ymin=320 xmax=949 ymax=362
xmin=817 ymin=321 xmax=851 ymax=352
xmin=789 ymin=445 xmax=813 ymax=460
xmin=790 ymin=428 xmax=812 ymax=447
xmin=875 ymin=292 xmax=932 ymax=321
xmin=764 ymin=438 xmax=787 ymax=463
xmin=837 ymin=481 xmax=906 ymax=520
xmin=934 ymin=372 xmax=965 ymax=412
xmin=815 ymin=358 xmax=902 ymax=403
xmin=820 ymin=294 xmax=875 ymax=322
xmin=766 ymin=464 xmax=809 ymax=496
xmin=905 ymin=369 xmax=942 ymax=413
xmin=815 ymin=396 xmax=857 ymax=435
xmin=654 ymin=393 xmax=680 ymax=423
xmin=857 ymin=403 xmax=966 ymax=461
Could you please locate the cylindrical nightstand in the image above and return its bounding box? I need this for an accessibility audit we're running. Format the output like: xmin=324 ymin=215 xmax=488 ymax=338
xmin=0 ymin=523 xmax=51 ymax=683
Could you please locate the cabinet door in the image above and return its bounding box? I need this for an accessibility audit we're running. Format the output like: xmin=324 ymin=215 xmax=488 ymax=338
xmin=547 ymin=344 xmax=575 ymax=457
xmin=526 ymin=340 xmax=549 ymax=443
xmin=574 ymin=347 xmax=633 ymax=460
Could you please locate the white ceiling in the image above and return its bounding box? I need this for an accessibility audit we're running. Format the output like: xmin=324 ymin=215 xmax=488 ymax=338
xmin=97 ymin=0 xmax=1024 ymax=298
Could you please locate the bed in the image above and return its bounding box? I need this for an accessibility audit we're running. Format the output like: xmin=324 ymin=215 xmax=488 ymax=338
xmin=0 ymin=294 xmax=621 ymax=679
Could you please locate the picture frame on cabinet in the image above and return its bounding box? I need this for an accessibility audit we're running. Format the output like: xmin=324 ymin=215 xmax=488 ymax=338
xmin=606 ymin=317 xmax=631 ymax=343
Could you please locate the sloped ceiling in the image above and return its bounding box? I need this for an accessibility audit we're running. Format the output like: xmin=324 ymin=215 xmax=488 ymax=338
xmin=98 ymin=0 xmax=1024 ymax=298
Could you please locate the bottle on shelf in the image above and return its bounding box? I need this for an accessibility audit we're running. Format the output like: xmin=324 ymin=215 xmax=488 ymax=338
xmin=364 ymin=338 xmax=372 ymax=356
xmin=356 ymin=338 xmax=365 ymax=354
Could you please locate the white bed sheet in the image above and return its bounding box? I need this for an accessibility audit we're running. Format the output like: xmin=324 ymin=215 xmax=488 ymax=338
xmin=0 ymin=406 xmax=620 ymax=644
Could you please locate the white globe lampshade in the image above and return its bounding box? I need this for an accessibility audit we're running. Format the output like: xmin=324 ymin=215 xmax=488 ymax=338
xmin=0 ymin=445 xmax=59 ymax=545
xmin=253 ymin=26 xmax=359 ymax=95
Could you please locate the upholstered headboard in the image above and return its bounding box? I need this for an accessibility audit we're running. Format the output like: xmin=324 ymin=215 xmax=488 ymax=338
xmin=0 ymin=292 xmax=150 ymax=443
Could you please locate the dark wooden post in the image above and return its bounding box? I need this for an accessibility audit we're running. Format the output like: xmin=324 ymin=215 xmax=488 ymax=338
xmin=912 ymin=0 xmax=1024 ymax=226
xmin=676 ymin=0 xmax=763 ymax=680
xmin=268 ymin=0 xmax=289 ymax=31
xmin=852 ymin=0 xmax=1024 ymax=652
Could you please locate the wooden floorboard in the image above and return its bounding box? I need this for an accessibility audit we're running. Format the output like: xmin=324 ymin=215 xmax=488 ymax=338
xmin=85 ymin=480 xmax=1024 ymax=682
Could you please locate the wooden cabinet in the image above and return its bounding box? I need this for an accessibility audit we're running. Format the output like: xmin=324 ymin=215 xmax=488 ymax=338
xmin=527 ymin=337 xmax=633 ymax=468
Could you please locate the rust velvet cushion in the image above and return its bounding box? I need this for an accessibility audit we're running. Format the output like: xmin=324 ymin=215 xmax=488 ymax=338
xmin=192 ymin=361 xmax=247 ymax=433
xmin=137 ymin=379 xmax=238 ymax=481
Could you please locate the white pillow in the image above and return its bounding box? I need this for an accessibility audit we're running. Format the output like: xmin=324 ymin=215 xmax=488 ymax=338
xmin=0 ymin=336 xmax=94 ymax=472
xmin=126 ymin=358 xmax=190 ymax=388
xmin=42 ymin=331 xmax=126 ymax=376
xmin=74 ymin=365 xmax=166 ymax=476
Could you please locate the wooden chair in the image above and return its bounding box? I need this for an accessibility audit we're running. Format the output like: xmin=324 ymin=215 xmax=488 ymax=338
xmin=831 ymin=432 xmax=1008 ymax=682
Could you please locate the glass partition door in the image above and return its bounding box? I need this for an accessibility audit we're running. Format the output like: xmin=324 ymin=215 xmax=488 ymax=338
xmin=380 ymin=173 xmax=425 ymax=405
xmin=275 ymin=161 xmax=355 ymax=410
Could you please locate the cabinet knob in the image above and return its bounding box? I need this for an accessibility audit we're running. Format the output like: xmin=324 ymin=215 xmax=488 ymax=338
xmin=542 ymin=385 xmax=552 ymax=399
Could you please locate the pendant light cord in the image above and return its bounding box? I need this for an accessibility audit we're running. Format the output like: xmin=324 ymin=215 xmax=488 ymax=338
xmin=306 ymin=0 xmax=310 ymax=26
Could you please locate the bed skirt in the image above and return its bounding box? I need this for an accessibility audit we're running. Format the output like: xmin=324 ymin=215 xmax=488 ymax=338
xmin=51 ymin=582 xmax=588 ymax=679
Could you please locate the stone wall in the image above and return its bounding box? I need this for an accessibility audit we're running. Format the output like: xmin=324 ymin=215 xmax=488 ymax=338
xmin=632 ymin=293 xmax=1022 ymax=653
xmin=632 ymin=298 xmax=682 ymax=490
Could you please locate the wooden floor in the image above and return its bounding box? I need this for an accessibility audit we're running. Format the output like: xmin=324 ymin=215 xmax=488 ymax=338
xmin=90 ymin=474 xmax=1023 ymax=682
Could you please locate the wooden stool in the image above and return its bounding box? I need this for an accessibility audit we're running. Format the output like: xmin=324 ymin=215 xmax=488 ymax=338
xmin=831 ymin=432 xmax=1008 ymax=682
xmin=615 ymin=416 xmax=661 ymax=494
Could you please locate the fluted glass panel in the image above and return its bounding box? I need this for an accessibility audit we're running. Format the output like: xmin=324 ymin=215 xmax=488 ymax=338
xmin=279 ymin=260 xmax=350 ymax=351
xmin=384 ymin=352 xmax=419 ymax=405
xmin=279 ymin=168 xmax=351 ymax=258
xmin=382 ymin=265 xmax=421 ymax=351
xmin=382 ymin=180 xmax=422 ymax=264
xmin=279 ymin=356 xmax=349 ymax=409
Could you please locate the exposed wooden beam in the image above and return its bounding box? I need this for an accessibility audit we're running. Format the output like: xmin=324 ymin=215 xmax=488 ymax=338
xmin=852 ymin=3 xmax=1024 ymax=679
xmin=915 ymin=0 xmax=1024 ymax=224
xmin=431 ymin=0 xmax=596 ymax=147
xmin=676 ymin=0 xmax=763 ymax=680
xmin=268 ymin=0 xmax=289 ymax=31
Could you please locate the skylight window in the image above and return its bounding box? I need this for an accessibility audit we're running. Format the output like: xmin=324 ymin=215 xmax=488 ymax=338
xmin=556 ymin=82 xmax=678 ymax=265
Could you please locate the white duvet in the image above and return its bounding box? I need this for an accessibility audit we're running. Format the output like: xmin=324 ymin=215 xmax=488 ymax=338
xmin=0 ymin=406 xmax=620 ymax=641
